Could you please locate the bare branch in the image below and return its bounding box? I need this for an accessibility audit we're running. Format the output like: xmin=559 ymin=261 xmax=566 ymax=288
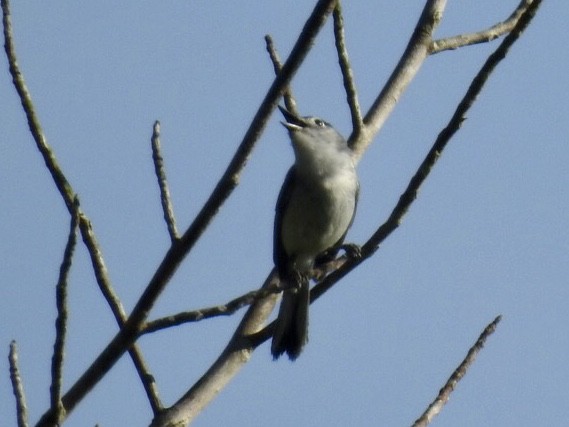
xmin=429 ymin=0 xmax=534 ymax=54
xmin=74 ymin=214 xmax=165 ymax=415
xmin=37 ymin=1 xmax=338 ymax=423
xmin=2 ymin=0 xmax=542 ymax=424
xmin=264 ymin=34 xmax=297 ymax=115
xmin=412 ymin=316 xmax=502 ymax=427
xmin=151 ymin=2 xmax=544 ymax=424
xmin=2 ymin=0 xmax=163 ymax=419
xmin=351 ymin=0 xmax=447 ymax=160
xmin=49 ymin=198 xmax=79 ymax=425
xmin=151 ymin=121 xmax=180 ymax=242
xmin=9 ymin=341 xmax=29 ymax=427
xmin=312 ymin=0 xmax=543 ymax=304
xmin=150 ymin=271 xmax=280 ymax=427
xmin=264 ymin=34 xmax=282 ymax=76
xmin=147 ymin=7 xmax=346 ymax=423
xmin=141 ymin=281 xmax=283 ymax=335
xmin=2 ymin=0 xmax=123 ymax=337
xmin=2 ymin=0 xmax=75 ymax=212
xmin=333 ymin=1 xmax=363 ymax=140
xmin=2 ymin=0 xmax=124 ymax=350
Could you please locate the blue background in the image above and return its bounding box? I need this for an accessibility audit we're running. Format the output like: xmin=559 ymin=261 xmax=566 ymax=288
xmin=1 ymin=2 xmax=567 ymax=426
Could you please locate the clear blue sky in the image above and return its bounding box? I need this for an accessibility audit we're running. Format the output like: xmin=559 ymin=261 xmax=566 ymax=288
xmin=1 ymin=2 xmax=567 ymax=426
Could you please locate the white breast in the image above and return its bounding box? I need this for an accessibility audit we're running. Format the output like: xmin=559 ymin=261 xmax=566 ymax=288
xmin=281 ymin=164 xmax=358 ymax=273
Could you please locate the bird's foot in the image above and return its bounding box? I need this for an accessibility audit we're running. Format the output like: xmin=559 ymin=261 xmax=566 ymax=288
xmin=340 ymin=243 xmax=362 ymax=260
xmin=282 ymin=270 xmax=308 ymax=293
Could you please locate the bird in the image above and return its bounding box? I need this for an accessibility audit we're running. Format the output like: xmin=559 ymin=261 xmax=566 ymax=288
xmin=271 ymin=105 xmax=359 ymax=360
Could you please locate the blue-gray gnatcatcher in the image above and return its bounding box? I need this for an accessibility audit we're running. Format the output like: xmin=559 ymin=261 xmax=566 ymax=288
xmin=271 ymin=106 xmax=359 ymax=360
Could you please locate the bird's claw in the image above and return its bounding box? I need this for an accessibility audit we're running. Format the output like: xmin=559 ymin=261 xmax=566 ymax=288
xmin=340 ymin=243 xmax=362 ymax=260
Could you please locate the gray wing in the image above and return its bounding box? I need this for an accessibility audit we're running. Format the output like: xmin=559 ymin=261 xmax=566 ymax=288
xmin=273 ymin=166 xmax=296 ymax=277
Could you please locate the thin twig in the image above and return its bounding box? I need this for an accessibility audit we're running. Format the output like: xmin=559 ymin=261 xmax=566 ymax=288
xmin=77 ymin=214 xmax=164 ymax=415
xmin=412 ymin=316 xmax=502 ymax=427
xmin=264 ymin=34 xmax=297 ymax=115
xmin=429 ymin=0 xmax=534 ymax=54
xmin=264 ymin=34 xmax=282 ymax=76
xmin=141 ymin=281 xmax=283 ymax=335
xmin=151 ymin=121 xmax=179 ymax=242
xmin=333 ymin=1 xmax=363 ymax=141
xmin=9 ymin=341 xmax=29 ymax=427
xmin=36 ymin=1 xmax=337 ymax=423
xmin=49 ymin=197 xmax=79 ymax=425
xmin=2 ymin=0 xmax=122 ymax=334
xmin=2 ymin=0 xmax=75 ymax=211
xmin=1 ymin=0 xmax=163 ymax=419
xmin=311 ymin=0 xmax=543 ymax=303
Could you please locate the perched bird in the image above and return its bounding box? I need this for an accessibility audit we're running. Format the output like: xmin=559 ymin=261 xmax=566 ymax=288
xmin=271 ymin=106 xmax=359 ymax=360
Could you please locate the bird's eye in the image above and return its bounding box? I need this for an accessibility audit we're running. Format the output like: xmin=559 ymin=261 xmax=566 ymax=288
xmin=314 ymin=119 xmax=325 ymax=127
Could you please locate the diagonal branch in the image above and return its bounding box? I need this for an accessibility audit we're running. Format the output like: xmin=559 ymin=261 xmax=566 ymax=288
xmin=150 ymin=270 xmax=280 ymax=427
xmin=310 ymin=0 xmax=542 ymax=305
xmin=9 ymin=341 xmax=29 ymax=427
xmin=49 ymin=198 xmax=79 ymax=426
xmin=151 ymin=121 xmax=180 ymax=242
xmin=412 ymin=316 xmax=502 ymax=427
xmin=77 ymin=213 xmax=164 ymax=414
xmin=333 ymin=1 xmax=363 ymax=140
xmin=429 ymin=0 xmax=534 ymax=54
xmin=264 ymin=34 xmax=297 ymax=115
xmin=351 ymin=0 xmax=447 ymax=161
xmin=140 ymin=281 xmax=283 ymax=335
xmin=2 ymin=0 xmax=74 ymax=212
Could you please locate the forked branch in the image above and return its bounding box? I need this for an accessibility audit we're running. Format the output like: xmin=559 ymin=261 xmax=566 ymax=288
xmin=430 ymin=0 xmax=535 ymax=54
xmin=150 ymin=1 xmax=543 ymax=424
xmin=350 ymin=0 xmax=447 ymax=160
xmin=2 ymin=0 xmax=162 ymax=421
xmin=1 ymin=0 xmax=543 ymax=425
xmin=312 ymin=0 xmax=543 ymax=302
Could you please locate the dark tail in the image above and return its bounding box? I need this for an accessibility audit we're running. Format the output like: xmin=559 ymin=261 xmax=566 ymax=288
xmin=271 ymin=278 xmax=309 ymax=360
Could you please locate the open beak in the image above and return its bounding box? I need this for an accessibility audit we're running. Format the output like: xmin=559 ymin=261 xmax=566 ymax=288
xmin=278 ymin=105 xmax=305 ymax=131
